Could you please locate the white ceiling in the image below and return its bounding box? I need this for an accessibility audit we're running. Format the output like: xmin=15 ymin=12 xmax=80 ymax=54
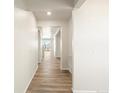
xmin=24 ymin=0 xmax=74 ymax=21
xmin=33 ymin=9 xmax=72 ymax=21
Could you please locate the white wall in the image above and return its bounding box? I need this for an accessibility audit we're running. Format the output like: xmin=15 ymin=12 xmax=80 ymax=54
xmin=38 ymin=20 xmax=69 ymax=70
xmin=72 ymin=0 xmax=108 ymax=93
xmin=68 ymin=16 xmax=73 ymax=73
xmin=14 ymin=8 xmax=38 ymax=93
xmin=38 ymin=30 xmax=40 ymax=63
xmin=54 ymin=31 xmax=61 ymax=57
xmin=38 ymin=27 xmax=43 ymax=63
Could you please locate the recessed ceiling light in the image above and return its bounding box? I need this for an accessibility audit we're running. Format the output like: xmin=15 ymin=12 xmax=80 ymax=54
xmin=47 ymin=11 xmax=52 ymax=16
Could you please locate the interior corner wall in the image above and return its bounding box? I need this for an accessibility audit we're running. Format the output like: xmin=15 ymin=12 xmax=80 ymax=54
xmin=14 ymin=8 xmax=38 ymax=93
xmin=72 ymin=0 xmax=108 ymax=92
xmin=38 ymin=20 xmax=69 ymax=69
xmin=55 ymin=31 xmax=61 ymax=57
xmin=68 ymin=16 xmax=73 ymax=74
xmin=37 ymin=27 xmax=43 ymax=63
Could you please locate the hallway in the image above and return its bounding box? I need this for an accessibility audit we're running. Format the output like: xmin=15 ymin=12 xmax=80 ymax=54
xmin=14 ymin=0 xmax=109 ymax=93
xmin=26 ymin=51 xmax=72 ymax=93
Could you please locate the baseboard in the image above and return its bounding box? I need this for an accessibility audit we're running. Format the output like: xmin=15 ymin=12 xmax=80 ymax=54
xmin=61 ymin=68 xmax=69 ymax=71
xmin=24 ymin=64 xmax=38 ymax=93
xmin=61 ymin=67 xmax=72 ymax=74
xmin=72 ymin=89 xmax=107 ymax=93
xmin=97 ymin=90 xmax=108 ymax=93
xmin=72 ymin=89 xmax=96 ymax=93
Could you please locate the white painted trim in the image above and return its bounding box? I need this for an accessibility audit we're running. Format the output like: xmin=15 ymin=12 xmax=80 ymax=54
xmin=72 ymin=89 xmax=108 ymax=93
xmin=24 ymin=65 xmax=38 ymax=93
xmin=73 ymin=90 xmax=97 ymax=93
xmin=60 ymin=27 xmax=63 ymax=71
xmin=61 ymin=68 xmax=69 ymax=71
xmin=68 ymin=55 xmax=72 ymax=74
xmin=97 ymin=90 xmax=108 ymax=93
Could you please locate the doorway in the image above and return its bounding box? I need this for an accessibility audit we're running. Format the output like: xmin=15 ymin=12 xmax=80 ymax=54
xmin=40 ymin=26 xmax=62 ymax=63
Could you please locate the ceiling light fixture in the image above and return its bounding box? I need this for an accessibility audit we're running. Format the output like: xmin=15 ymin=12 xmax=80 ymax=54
xmin=47 ymin=11 xmax=52 ymax=16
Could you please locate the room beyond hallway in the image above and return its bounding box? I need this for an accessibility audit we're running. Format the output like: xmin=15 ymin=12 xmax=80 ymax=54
xmin=26 ymin=51 xmax=72 ymax=93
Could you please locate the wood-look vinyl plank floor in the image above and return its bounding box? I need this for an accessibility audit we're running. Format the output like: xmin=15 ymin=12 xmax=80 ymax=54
xmin=26 ymin=51 xmax=72 ymax=93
